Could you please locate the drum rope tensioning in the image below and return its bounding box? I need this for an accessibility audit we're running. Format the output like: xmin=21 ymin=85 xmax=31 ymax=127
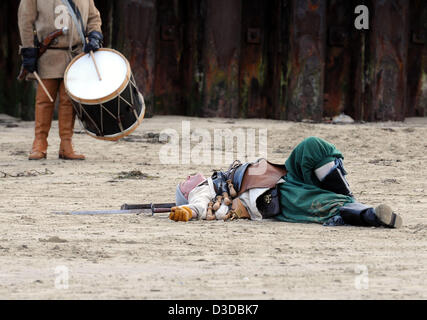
xmin=64 ymin=48 xmax=146 ymax=141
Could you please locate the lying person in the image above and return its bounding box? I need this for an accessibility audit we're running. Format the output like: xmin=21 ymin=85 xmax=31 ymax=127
xmin=170 ymin=137 xmax=402 ymax=229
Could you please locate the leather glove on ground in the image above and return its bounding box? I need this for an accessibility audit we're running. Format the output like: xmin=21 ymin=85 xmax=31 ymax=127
xmin=169 ymin=206 xmax=193 ymax=222
xmin=84 ymin=31 xmax=103 ymax=53
xmin=21 ymin=47 xmax=38 ymax=73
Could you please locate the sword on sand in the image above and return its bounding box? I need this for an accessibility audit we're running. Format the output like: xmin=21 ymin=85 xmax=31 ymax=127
xmin=53 ymin=202 xmax=176 ymax=216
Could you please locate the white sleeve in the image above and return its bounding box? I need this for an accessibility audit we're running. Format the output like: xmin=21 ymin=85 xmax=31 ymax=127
xmin=238 ymin=188 xmax=269 ymax=221
xmin=185 ymin=179 xmax=216 ymax=220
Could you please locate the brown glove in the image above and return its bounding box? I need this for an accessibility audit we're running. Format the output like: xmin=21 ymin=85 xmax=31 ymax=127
xmin=224 ymin=198 xmax=250 ymax=221
xmin=169 ymin=206 xmax=193 ymax=222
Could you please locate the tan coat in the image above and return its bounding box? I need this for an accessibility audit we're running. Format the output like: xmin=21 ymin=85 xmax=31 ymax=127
xmin=18 ymin=0 xmax=102 ymax=79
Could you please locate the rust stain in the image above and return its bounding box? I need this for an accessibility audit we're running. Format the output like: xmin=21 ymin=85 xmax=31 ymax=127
xmin=309 ymin=0 xmax=320 ymax=11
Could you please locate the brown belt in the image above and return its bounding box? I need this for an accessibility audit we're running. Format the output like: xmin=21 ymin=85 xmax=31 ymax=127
xmin=47 ymin=45 xmax=79 ymax=51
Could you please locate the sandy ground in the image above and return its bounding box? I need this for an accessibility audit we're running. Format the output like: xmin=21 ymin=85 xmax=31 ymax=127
xmin=0 ymin=114 xmax=426 ymax=300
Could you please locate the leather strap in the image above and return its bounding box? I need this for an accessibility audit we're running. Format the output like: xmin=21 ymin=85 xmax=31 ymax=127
xmin=48 ymin=45 xmax=78 ymax=51
xmin=390 ymin=213 xmax=397 ymax=227
xmin=61 ymin=0 xmax=87 ymax=46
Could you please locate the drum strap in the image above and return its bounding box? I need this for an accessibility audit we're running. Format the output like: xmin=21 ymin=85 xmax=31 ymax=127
xmin=61 ymin=0 xmax=87 ymax=47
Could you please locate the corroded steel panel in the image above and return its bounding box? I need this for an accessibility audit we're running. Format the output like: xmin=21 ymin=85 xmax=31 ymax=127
xmin=239 ymin=0 xmax=267 ymax=118
xmin=266 ymin=0 xmax=286 ymax=120
xmin=201 ymin=0 xmax=242 ymax=118
xmin=366 ymin=0 xmax=409 ymax=121
xmin=180 ymin=0 xmax=203 ymax=116
xmin=324 ymin=0 xmax=354 ymax=118
xmin=406 ymin=0 xmax=427 ymax=117
xmin=3 ymin=0 xmax=427 ymax=121
xmin=94 ymin=0 xmax=113 ymax=47
xmin=113 ymin=0 xmax=157 ymax=117
xmin=285 ymin=0 xmax=327 ymax=122
xmin=153 ymin=0 xmax=184 ymax=115
xmin=0 ymin=0 xmax=35 ymax=120
xmin=239 ymin=0 xmax=284 ymax=120
xmin=277 ymin=0 xmax=291 ymax=120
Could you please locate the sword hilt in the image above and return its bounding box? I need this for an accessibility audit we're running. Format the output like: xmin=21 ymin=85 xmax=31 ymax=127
xmin=121 ymin=203 xmax=175 ymax=215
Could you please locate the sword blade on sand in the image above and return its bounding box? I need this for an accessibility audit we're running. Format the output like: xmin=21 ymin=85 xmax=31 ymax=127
xmin=53 ymin=207 xmax=172 ymax=216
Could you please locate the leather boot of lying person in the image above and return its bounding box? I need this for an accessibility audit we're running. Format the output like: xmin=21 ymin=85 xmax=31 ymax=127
xmin=339 ymin=202 xmax=402 ymax=228
xmin=224 ymin=198 xmax=250 ymax=221
xmin=319 ymin=158 xmax=353 ymax=197
xmin=372 ymin=204 xmax=403 ymax=229
xmin=169 ymin=206 xmax=193 ymax=222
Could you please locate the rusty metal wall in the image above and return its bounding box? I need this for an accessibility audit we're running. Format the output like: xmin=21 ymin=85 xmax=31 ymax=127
xmin=201 ymin=0 xmax=242 ymax=118
xmin=365 ymin=0 xmax=409 ymax=121
xmin=1 ymin=0 xmax=426 ymax=121
xmin=285 ymin=0 xmax=327 ymax=122
xmin=111 ymin=0 xmax=158 ymax=117
xmin=406 ymin=0 xmax=427 ymax=117
xmin=0 ymin=0 xmax=36 ymax=120
xmin=324 ymin=0 xmax=358 ymax=119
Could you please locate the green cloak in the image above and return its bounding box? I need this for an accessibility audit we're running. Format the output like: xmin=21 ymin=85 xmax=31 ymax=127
xmin=277 ymin=137 xmax=355 ymax=224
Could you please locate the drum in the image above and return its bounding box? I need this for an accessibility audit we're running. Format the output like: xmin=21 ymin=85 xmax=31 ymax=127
xmin=64 ymin=48 xmax=145 ymax=141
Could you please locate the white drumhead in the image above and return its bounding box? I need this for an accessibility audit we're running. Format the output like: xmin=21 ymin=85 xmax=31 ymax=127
xmin=65 ymin=49 xmax=129 ymax=103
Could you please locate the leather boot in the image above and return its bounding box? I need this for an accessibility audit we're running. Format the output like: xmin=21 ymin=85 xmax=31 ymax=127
xmin=319 ymin=158 xmax=353 ymax=197
xmin=58 ymin=81 xmax=85 ymax=160
xmin=339 ymin=202 xmax=403 ymax=228
xmin=29 ymin=79 xmax=58 ymax=160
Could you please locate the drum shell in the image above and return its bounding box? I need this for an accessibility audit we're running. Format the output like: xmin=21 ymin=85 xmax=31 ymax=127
xmin=64 ymin=48 xmax=146 ymax=141
xmin=72 ymin=76 xmax=145 ymax=141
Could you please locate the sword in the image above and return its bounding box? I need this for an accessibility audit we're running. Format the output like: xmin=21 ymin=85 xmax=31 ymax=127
xmin=120 ymin=203 xmax=176 ymax=210
xmin=54 ymin=203 xmax=175 ymax=216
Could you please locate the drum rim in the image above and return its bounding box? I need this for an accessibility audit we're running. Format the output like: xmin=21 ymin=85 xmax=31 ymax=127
xmin=83 ymin=94 xmax=146 ymax=142
xmin=64 ymin=48 xmax=132 ymax=105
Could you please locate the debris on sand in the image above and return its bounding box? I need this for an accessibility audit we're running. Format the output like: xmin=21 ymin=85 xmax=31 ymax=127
xmin=123 ymin=132 xmax=170 ymax=144
xmin=0 ymin=114 xmax=20 ymax=128
xmin=10 ymin=150 xmax=28 ymax=156
xmin=0 ymin=169 xmax=54 ymax=178
xmin=368 ymin=159 xmax=400 ymax=166
xmin=332 ymin=114 xmax=355 ymax=124
xmin=116 ymin=170 xmax=159 ymax=180
xmin=39 ymin=236 xmax=68 ymax=243
xmin=382 ymin=178 xmax=400 ymax=184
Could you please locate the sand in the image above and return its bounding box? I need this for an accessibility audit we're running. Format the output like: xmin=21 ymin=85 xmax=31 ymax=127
xmin=0 ymin=114 xmax=426 ymax=300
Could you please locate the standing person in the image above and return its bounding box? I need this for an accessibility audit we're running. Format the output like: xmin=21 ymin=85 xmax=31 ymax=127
xmin=18 ymin=0 xmax=103 ymax=160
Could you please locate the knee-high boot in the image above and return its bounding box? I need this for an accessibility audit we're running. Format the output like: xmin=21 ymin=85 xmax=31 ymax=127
xmin=339 ymin=202 xmax=403 ymax=228
xmin=319 ymin=158 xmax=353 ymax=197
xmin=58 ymin=81 xmax=85 ymax=160
xmin=29 ymin=79 xmax=59 ymax=160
